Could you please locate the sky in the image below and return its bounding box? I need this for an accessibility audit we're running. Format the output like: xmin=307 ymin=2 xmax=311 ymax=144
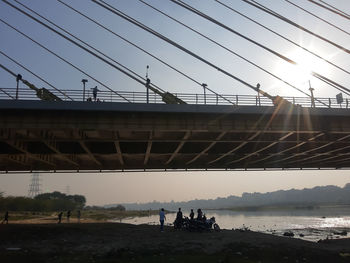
xmin=1 ymin=170 xmax=350 ymax=206
xmin=0 ymin=0 xmax=350 ymax=205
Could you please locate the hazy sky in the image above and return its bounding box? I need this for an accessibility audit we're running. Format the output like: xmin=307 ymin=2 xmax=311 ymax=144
xmin=1 ymin=170 xmax=350 ymax=206
xmin=1 ymin=1 xmax=350 ymax=205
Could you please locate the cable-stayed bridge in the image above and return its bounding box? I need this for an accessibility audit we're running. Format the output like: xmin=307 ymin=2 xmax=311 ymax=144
xmin=0 ymin=1 xmax=349 ymax=173
xmin=1 ymin=90 xmax=350 ymax=173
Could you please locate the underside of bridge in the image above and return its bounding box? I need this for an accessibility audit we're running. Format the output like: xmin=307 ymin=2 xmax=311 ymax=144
xmin=1 ymin=100 xmax=350 ymax=172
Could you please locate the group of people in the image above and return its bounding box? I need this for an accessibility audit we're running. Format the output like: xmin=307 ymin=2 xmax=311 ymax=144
xmin=57 ymin=210 xmax=81 ymax=224
xmin=159 ymin=208 xmax=207 ymax=231
xmin=1 ymin=210 xmax=81 ymax=225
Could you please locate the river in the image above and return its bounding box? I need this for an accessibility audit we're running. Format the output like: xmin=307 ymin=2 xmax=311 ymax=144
xmin=116 ymin=206 xmax=350 ymax=242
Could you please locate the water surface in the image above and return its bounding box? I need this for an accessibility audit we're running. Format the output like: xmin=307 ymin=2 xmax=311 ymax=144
xmin=116 ymin=206 xmax=350 ymax=242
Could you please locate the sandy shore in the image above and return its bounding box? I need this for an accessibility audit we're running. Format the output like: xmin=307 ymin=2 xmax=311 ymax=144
xmin=0 ymin=222 xmax=350 ymax=263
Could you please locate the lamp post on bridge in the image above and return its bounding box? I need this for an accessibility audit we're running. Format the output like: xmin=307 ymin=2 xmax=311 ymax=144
xmin=82 ymin=79 xmax=88 ymax=101
xmin=202 ymin=83 xmax=207 ymax=104
xmin=146 ymin=65 xmax=150 ymax=104
xmin=308 ymin=80 xmax=315 ymax=108
xmin=16 ymin=74 xmax=22 ymax=100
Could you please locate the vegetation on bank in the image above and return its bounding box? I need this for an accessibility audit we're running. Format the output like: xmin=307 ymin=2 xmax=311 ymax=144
xmin=0 ymin=191 xmax=159 ymax=221
xmin=0 ymin=191 xmax=85 ymax=212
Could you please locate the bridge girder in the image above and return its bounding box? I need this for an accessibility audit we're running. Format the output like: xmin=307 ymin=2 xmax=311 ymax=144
xmin=1 ymin=100 xmax=350 ymax=172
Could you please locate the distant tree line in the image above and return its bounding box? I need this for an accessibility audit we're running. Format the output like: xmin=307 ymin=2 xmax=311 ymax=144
xmin=0 ymin=191 xmax=86 ymax=211
xmin=116 ymin=183 xmax=350 ymax=211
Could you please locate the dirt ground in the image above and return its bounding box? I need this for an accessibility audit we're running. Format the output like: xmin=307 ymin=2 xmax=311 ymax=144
xmin=0 ymin=221 xmax=350 ymax=263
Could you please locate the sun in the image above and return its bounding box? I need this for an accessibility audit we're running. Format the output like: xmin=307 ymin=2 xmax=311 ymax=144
xmin=273 ymin=49 xmax=330 ymax=94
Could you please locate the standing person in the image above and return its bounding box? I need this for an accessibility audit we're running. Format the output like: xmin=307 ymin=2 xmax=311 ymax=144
xmin=67 ymin=210 xmax=71 ymax=222
xmin=58 ymin=212 xmax=63 ymax=224
xmin=176 ymin=208 xmax=183 ymax=220
xmin=77 ymin=210 xmax=81 ymax=223
xmin=1 ymin=211 xmax=9 ymax=224
xmin=189 ymin=209 xmax=194 ymax=220
xmin=197 ymin=208 xmax=203 ymax=220
xmin=175 ymin=208 xmax=183 ymax=229
xmin=159 ymin=208 xmax=166 ymax=232
xmin=92 ymin=86 xmax=99 ymax=101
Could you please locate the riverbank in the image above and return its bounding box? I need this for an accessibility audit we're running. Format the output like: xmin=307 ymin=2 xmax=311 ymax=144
xmin=1 ymin=209 xmax=160 ymax=224
xmin=0 ymin=223 xmax=350 ymax=263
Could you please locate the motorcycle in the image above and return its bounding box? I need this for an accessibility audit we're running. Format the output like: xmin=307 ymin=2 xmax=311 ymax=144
xmin=174 ymin=216 xmax=220 ymax=232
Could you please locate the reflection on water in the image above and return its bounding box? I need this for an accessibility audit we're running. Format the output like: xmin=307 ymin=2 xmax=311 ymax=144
xmin=115 ymin=206 xmax=350 ymax=242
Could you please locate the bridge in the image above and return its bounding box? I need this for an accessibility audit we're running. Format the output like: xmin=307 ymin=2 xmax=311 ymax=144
xmin=1 ymin=89 xmax=350 ymax=173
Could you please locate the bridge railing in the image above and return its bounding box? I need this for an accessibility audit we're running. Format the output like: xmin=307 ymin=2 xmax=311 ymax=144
xmin=0 ymin=87 xmax=349 ymax=108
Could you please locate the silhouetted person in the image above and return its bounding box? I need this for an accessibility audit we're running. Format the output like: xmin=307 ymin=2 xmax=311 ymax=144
xmin=92 ymin=86 xmax=99 ymax=101
xmin=58 ymin=212 xmax=63 ymax=224
xmin=176 ymin=208 xmax=183 ymax=220
xmin=77 ymin=210 xmax=81 ymax=223
xmin=175 ymin=208 xmax=183 ymax=229
xmin=197 ymin=208 xmax=203 ymax=220
xmin=67 ymin=210 xmax=71 ymax=222
xmin=159 ymin=208 xmax=166 ymax=232
xmin=87 ymin=97 xmax=92 ymax=102
xmin=189 ymin=209 xmax=194 ymax=220
xmin=1 ymin=211 xmax=9 ymax=224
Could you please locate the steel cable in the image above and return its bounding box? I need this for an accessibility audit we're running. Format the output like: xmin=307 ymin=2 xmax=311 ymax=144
xmin=0 ymin=49 xmax=74 ymax=100
xmin=92 ymin=0 xmax=277 ymax=101
xmin=243 ymin=0 xmax=350 ymax=54
xmin=137 ymin=0 xmax=327 ymax=104
xmin=307 ymin=0 xmax=350 ymax=20
xmin=216 ymin=0 xmax=350 ymax=76
xmin=2 ymin=0 xmax=163 ymax=98
xmin=282 ymin=0 xmax=350 ymax=36
xmin=169 ymin=0 xmax=350 ymax=96
xmin=0 ymin=18 xmax=130 ymax=102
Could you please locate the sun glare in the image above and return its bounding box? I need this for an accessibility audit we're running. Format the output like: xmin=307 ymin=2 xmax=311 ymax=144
xmin=273 ymin=49 xmax=330 ymax=95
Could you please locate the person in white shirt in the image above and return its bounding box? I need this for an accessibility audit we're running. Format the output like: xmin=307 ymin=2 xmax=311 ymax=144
xmin=159 ymin=208 xmax=166 ymax=232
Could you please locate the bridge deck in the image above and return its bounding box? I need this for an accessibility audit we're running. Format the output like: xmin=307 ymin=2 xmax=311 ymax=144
xmin=1 ymin=100 xmax=350 ymax=172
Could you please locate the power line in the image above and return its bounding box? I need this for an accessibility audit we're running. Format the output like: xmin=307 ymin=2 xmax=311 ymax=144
xmin=0 ymin=18 xmax=130 ymax=102
xmin=2 ymin=0 xmax=166 ymax=96
xmin=0 ymin=50 xmax=74 ymax=100
xmin=282 ymin=0 xmax=350 ymax=36
xmin=57 ymin=0 xmax=233 ymax=104
xmin=168 ymin=0 xmax=350 ymax=96
xmin=137 ymin=0 xmax=326 ymax=104
xmin=242 ymin=0 xmax=350 ymax=54
xmin=307 ymin=0 xmax=350 ymax=20
xmin=92 ymin=0 xmax=277 ymax=101
xmin=215 ymin=0 xmax=350 ymax=76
